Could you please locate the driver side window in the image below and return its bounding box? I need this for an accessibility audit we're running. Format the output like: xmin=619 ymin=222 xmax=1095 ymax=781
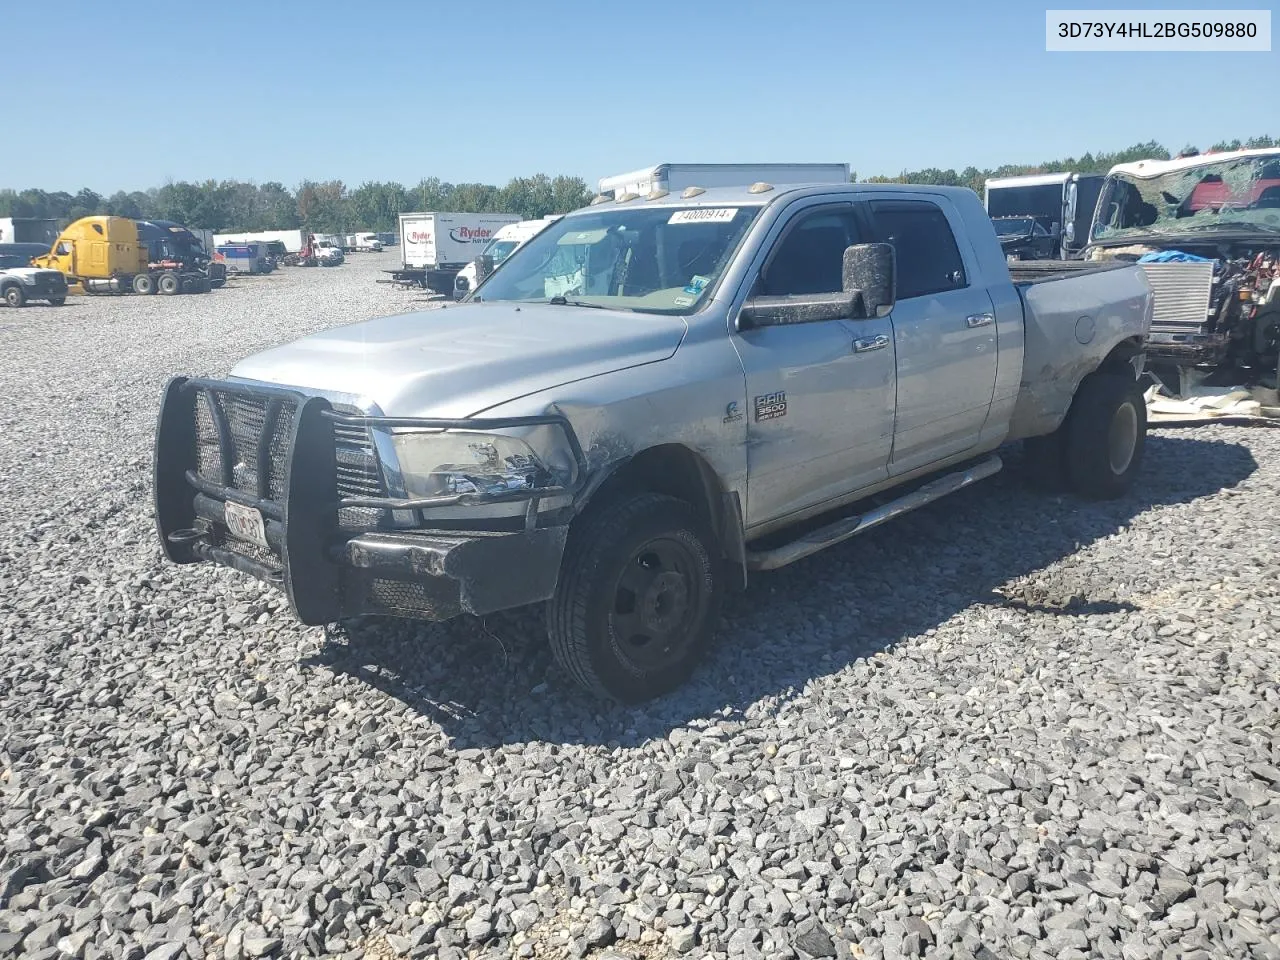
xmin=56 ymin=241 xmax=72 ymax=255
xmin=759 ymin=209 xmax=859 ymax=296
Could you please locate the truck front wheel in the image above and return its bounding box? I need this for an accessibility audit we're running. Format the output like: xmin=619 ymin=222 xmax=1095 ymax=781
xmin=1064 ymin=373 xmax=1146 ymax=500
xmin=3 ymin=285 xmax=25 ymax=308
xmin=547 ymin=493 xmax=722 ymax=703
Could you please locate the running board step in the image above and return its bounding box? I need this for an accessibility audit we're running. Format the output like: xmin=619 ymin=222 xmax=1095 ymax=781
xmin=745 ymin=455 xmax=1003 ymax=571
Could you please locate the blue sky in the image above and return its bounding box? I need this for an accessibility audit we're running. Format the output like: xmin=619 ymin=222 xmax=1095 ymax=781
xmin=5 ymin=0 xmax=1275 ymax=193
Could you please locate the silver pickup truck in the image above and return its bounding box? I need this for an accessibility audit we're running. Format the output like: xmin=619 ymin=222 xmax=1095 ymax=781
xmin=154 ymin=183 xmax=1153 ymax=702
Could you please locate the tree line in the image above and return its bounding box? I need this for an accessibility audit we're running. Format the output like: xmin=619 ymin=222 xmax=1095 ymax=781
xmin=3 ymin=135 xmax=1276 ymax=233
xmin=0 ymin=174 xmax=594 ymax=233
xmin=852 ymin=135 xmax=1277 ymax=193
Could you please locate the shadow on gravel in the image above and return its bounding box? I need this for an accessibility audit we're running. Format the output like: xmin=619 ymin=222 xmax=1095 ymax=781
xmin=305 ymin=434 xmax=1257 ymax=749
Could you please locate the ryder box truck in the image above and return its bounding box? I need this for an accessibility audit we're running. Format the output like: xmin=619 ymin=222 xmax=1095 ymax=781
xmin=384 ymin=212 xmax=521 ymax=294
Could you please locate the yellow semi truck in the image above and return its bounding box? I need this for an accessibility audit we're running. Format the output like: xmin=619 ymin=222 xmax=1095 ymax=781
xmin=33 ymin=216 xmax=210 ymax=295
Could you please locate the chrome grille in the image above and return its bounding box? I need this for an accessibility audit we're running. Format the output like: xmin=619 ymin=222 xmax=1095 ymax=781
xmin=331 ymin=411 xmax=383 ymax=498
xmin=1140 ymin=262 xmax=1215 ymax=336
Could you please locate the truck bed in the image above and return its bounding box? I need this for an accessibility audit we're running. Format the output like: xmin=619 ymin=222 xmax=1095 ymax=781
xmin=1006 ymin=261 xmax=1153 ymax=442
xmin=1007 ymin=259 xmax=1135 ymax=285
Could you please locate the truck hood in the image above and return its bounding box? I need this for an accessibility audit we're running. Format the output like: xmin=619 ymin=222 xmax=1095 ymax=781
xmin=230 ymin=301 xmax=687 ymax=418
xmin=2 ymin=267 xmax=64 ymax=282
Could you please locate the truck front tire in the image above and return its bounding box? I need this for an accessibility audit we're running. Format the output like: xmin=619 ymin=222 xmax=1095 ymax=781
xmin=3 ymin=285 xmax=25 ymax=308
xmin=1064 ymin=373 xmax=1146 ymax=500
xmin=547 ymin=493 xmax=722 ymax=703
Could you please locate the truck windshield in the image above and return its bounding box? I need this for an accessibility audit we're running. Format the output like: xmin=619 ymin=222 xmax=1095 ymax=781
xmin=994 ymin=217 xmax=1036 ymax=236
xmin=473 ymin=205 xmax=762 ymax=314
xmin=484 ymin=240 xmax=520 ymax=263
xmin=1092 ymin=154 xmax=1280 ymax=242
xmin=987 ymin=183 xmax=1065 ymax=220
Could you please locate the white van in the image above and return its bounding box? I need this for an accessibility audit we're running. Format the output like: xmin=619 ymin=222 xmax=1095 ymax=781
xmin=454 ymin=216 xmax=562 ymax=299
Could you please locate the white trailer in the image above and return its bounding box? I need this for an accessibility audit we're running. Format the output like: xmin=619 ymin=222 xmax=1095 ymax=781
xmin=343 ymin=232 xmax=383 ymax=252
xmin=0 ymin=217 xmax=58 ymax=246
xmin=211 ymin=229 xmax=308 ymax=254
xmin=597 ymin=163 xmax=850 ymax=199
xmin=386 ymin=212 xmax=521 ymax=293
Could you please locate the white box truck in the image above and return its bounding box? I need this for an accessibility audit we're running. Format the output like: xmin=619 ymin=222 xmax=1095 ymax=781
xmin=385 ymin=212 xmax=521 ymax=293
xmin=597 ymin=163 xmax=850 ymax=200
xmin=453 ymin=216 xmax=563 ymax=300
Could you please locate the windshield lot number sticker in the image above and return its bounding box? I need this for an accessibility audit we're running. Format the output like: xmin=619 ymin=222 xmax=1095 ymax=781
xmin=754 ymin=391 xmax=787 ymax=421
xmin=669 ymin=208 xmax=738 ymax=225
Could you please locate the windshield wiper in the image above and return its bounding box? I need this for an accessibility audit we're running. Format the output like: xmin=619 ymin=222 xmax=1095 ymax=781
xmin=546 ymin=296 xmax=606 ymax=309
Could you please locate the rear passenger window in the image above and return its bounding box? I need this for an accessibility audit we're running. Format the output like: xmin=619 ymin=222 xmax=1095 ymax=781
xmin=869 ymin=200 xmax=967 ymax=300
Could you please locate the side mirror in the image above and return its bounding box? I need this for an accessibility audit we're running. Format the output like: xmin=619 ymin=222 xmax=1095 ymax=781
xmin=474 ymin=254 xmax=494 ymax=282
xmin=842 ymin=242 xmax=896 ymax=318
xmin=739 ymin=290 xmax=858 ymax=328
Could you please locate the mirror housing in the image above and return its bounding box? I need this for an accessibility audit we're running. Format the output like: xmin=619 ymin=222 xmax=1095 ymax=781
xmin=739 ymin=290 xmax=858 ymax=328
xmin=474 ymin=253 xmax=495 ymax=282
xmin=841 ymin=242 xmax=896 ymax=318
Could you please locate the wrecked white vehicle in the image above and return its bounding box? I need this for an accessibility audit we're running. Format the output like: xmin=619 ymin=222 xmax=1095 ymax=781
xmin=1087 ymin=148 xmax=1280 ymax=398
xmin=154 ymin=182 xmax=1152 ymax=702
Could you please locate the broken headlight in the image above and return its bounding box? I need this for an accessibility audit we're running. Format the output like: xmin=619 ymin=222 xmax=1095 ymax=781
xmin=390 ymin=428 xmax=577 ymax=500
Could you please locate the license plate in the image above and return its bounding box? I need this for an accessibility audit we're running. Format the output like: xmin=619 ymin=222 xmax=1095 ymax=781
xmin=224 ymin=499 xmax=268 ymax=549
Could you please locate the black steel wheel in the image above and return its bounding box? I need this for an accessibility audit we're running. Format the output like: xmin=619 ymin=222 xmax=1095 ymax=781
xmin=1064 ymin=372 xmax=1147 ymax=500
xmin=547 ymin=493 xmax=721 ymax=702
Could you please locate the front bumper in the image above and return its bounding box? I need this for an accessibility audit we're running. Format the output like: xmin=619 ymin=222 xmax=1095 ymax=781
xmin=1146 ymin=331 xmax=1231 ymax=365
xmin=154 ymin=377 xmax=580 ymax=625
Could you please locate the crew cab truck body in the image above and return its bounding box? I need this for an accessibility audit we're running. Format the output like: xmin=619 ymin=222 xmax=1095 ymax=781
xmin=0 ymin=253 xmax=68 ymax=307
xmin=154 ymin=183 xmax=1152 ymax=702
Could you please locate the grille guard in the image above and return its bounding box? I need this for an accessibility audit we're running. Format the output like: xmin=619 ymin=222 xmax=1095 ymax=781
xmin=153 ymin=375 xmax=588 ymax=623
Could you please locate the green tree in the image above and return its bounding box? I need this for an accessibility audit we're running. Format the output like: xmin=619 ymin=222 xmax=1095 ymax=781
xmin=105 ymin=190 xmax=149 ymax=219
xmin=349 ymin=180 xmax=409 ymax=231
xmin=414 ymin=176 xmax=455 ymax=210
xmin=296 ymin=180 xmax=349 ymax=232
xmin=257 ymin=182 xmax=300 ymax=229
xmin=153 ymin=181 xmax=204 ymax=226
xmin=549 ymin=175 xmax=592 ymax=215
xmin=449 ymin=182 xmax=502 ymax=212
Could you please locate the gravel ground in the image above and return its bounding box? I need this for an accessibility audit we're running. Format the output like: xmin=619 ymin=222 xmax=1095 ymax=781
xmin=1 ymin=254 xmax=1278 ymax=960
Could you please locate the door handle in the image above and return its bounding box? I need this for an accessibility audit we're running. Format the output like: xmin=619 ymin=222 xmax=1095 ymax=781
xmin=966 ymin=313 xmax=995 ymax=328
xmin=853 ymin=334 xmax=890 ymax=353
